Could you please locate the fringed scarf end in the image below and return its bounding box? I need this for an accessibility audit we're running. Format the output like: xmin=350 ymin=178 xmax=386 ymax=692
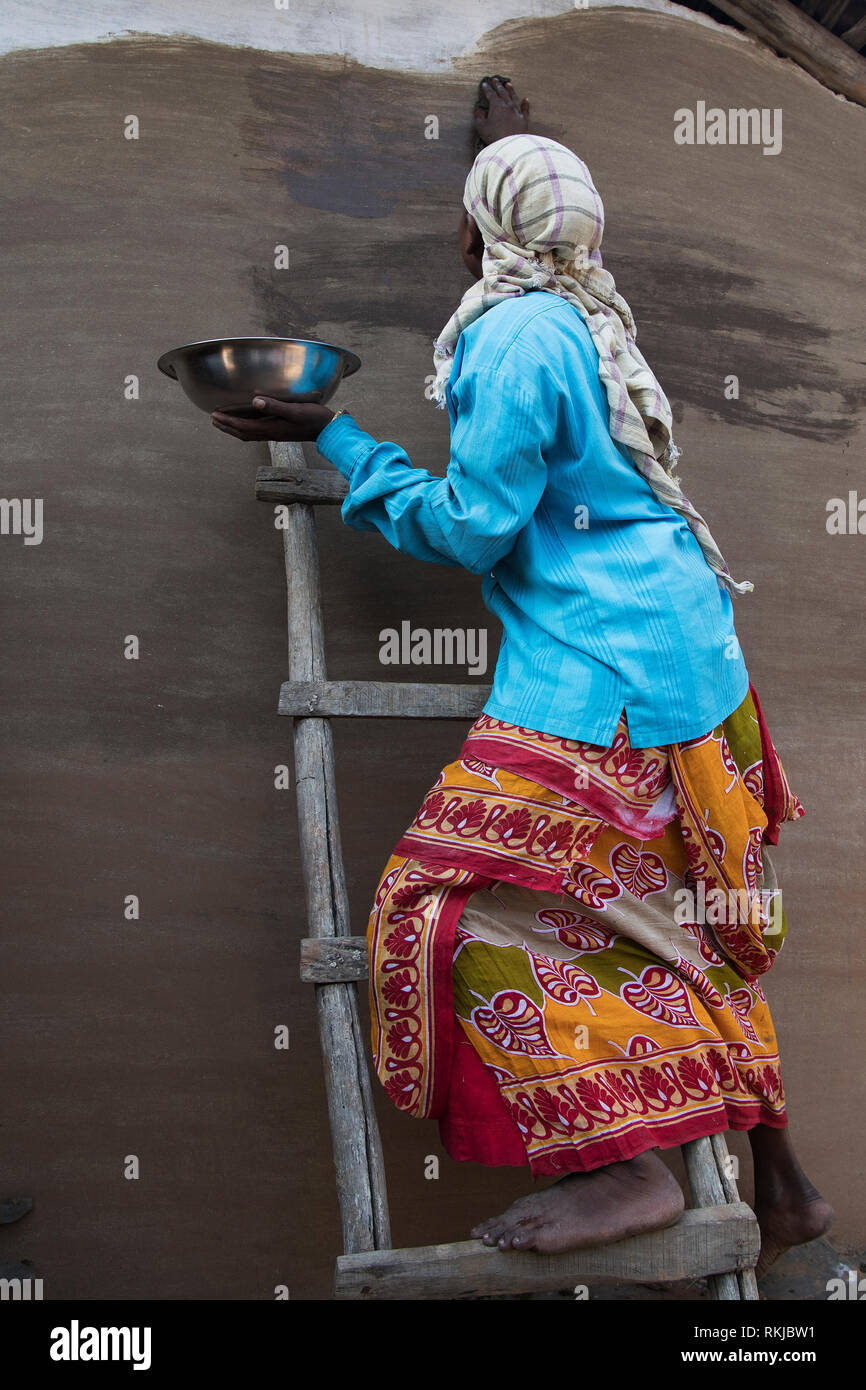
xmin=722 ymin=575 xmax=756 ymax=597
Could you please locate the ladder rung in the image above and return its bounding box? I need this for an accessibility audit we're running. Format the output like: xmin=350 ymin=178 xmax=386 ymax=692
xmin=279 ymin=680 xmax=492 ymax=719
xmin=255 ymin=468 xmax=348 ymax=504
xmin=301 ymin=936 xmax=368 ymax=982
xmin=334 ymin=1203 xmax=759 ymax=1300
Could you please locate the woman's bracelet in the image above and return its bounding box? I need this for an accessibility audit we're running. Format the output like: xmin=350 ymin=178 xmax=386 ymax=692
xmin=316 ymin=406 xmax=347 ymax=442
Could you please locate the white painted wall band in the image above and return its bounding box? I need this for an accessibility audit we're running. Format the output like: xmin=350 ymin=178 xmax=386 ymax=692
xmin=1 ymin=0 xmax=732 ymax=72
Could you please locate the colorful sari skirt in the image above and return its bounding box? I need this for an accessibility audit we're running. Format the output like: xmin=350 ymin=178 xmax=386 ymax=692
xmin=365 ymin=683 xmax=804 ymax=1177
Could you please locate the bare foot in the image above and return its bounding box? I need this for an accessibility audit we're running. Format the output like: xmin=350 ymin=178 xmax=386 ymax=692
xmin=753 ymin=1175 xmax=835 ymax=1280
xmin=471 ymin=1150 xmax=684 ymax=1254
xmin=748 ymin=1125 xmax=835 ymax=1279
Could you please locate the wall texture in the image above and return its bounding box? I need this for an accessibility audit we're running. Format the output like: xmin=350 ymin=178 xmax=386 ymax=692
xmin=1 ymin=5 xmax=863 ymax=1298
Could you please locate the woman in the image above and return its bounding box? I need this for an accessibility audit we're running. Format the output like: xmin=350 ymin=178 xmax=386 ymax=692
xmin=214 ymin=81 xmax=832 ymax=1274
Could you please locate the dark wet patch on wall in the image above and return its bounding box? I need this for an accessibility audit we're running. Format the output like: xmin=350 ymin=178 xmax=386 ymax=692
xmin=245 ymin=57 xmax=473 ymax=217
xmin=238 ymin=22 xmax=863 ymax=446
xmin=248 ymin=229 xmax=472 ymax=343
xmin=616 ymin=222 xmax=865 ymax=443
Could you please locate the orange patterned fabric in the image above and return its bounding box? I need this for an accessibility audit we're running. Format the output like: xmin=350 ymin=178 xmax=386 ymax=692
xmin=365 ymin=687 xmax=804 ymax=1174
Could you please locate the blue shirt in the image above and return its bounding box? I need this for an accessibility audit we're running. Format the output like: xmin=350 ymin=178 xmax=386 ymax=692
xmin=315 ymin=290 xmax=749 ymax=747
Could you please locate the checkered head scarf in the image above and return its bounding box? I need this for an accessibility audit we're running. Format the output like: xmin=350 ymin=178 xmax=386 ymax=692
xmin=430 ymin=134 xmax=753 ymax=597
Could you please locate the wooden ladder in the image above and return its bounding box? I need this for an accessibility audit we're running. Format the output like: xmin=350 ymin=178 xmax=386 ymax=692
xmin=258 ymin=439 xmax=760 ymax=1302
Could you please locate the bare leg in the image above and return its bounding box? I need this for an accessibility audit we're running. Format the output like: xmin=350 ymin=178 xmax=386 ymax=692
xmin=748 ymin=1124 xmax=834 ymax=1279
xmin=470 ymin=1148 xmax=684 ymax=1255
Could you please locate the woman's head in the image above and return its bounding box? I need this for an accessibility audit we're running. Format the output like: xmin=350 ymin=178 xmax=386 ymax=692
xmin=457 ymin=134 xmax=606 ymax=283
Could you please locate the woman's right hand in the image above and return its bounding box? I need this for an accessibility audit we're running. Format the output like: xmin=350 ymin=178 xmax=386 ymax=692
xmin=211 ymin=397 xmax=336 ymax=443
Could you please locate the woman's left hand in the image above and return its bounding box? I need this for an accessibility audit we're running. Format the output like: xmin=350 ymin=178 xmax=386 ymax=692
xmin=212 ymin=396 xmax=336 ymax=442
xmin=474 ymin=78 xmax=530 ymax=146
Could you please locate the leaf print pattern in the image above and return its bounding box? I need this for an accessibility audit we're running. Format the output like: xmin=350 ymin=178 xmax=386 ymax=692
xmin=531 ymin=956 xmax=602 ymax=1009
xmin=678 ymin=958 xmax=724 ymax=1010
xmin=726 ymin=986 xmax=760 ymax=1044
xmin=562 ymin=863 xmax=622 ymax=910
xmin=620 ymin=966 xmax=704 ymax=1029
xmin=625 ymin=1034 xmax=662 ymax=1057
xmin=609 ymin=842 xmax=667 ymax=899
xmin=471 ymin=991 xmax=557 ymax=1057
xmin=534 ymin=908 xmax=615 ymax=953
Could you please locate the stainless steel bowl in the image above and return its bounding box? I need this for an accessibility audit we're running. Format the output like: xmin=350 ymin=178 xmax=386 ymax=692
xmin=157 ymin=336 xmax=361 ymax=416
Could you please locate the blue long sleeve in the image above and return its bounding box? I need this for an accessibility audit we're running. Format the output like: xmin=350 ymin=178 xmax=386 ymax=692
xmin=315 ymin=366 xmax=552 ymax=574
xmin=311 ymin=292 xmax=750 ymax=748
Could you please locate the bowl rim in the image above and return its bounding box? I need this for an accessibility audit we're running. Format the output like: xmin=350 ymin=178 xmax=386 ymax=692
xmin=157 ymin=336 xmax=361 ymax=380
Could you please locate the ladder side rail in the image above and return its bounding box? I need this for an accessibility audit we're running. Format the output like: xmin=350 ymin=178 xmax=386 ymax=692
xmin=272 ymin=442 xmax=391 ymax=1254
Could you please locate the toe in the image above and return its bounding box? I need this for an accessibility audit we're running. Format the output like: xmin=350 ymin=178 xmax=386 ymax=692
xmin=478 ymin=1219 xmax=509 ymax=1245
xmin=510 ymin=1223 xmax=543 ymax=1250
xmin=473 ymin=1195 xmax=543 ymax=1241
xmin=470 ymin=1216 xmax=498 ymax=1238
xmin=497 ymin=1217 xmax=541 ymax=1250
